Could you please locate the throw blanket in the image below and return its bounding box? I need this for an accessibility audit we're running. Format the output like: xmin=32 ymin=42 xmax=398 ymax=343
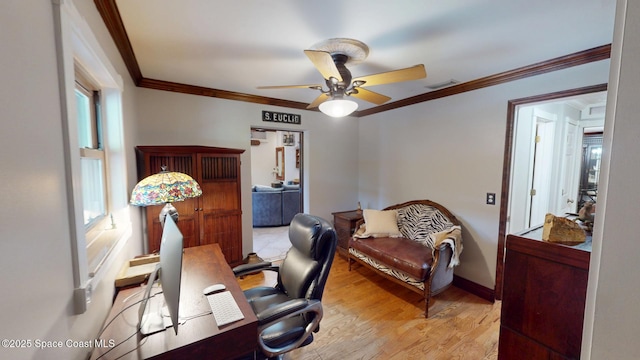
xmin=427 ymin=226 xmax=463 ymax=268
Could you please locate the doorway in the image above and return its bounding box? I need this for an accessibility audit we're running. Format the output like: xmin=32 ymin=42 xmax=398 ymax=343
xmin=496 ymin=84 xmax=607 ymax=299
xmin=250 ymin=128 xmax=304 ymax=261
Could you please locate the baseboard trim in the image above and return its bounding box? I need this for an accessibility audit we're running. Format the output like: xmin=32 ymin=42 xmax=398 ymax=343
xmin=452 ymin=275 xmax=495 ymax=303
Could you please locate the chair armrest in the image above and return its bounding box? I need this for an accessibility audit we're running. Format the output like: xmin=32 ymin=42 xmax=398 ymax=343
xmin=256 ymin=298 xmax=314 ymax=324
xmin=232 ymin=261 xmax=277 ymax=277
xmin=257 ymin=299 xmax=323 ymax=358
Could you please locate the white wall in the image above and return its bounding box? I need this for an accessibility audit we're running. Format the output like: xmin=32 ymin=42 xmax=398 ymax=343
xmin=0 ymin=1 xmax=143 ymax=359
xmin=358 ymin=60 xmax=611 ymax=289
xmin=251 ymin=131 xmax=280 ymax=186
xmin=134 ymin=89 xmax=360 ymax=255
xmin=583 ymin=0 xmax=640 ymax=357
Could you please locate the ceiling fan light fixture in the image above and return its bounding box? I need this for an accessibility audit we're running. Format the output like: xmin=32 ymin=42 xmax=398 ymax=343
xmin=319 ymin=98 xmax=358 ymax=118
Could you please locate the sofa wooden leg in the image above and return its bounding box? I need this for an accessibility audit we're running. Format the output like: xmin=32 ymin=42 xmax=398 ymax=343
xmin=424 ymin=296 xmax=430 ymax=318
xmin=424 ymin=280 xmax=431 ymax=318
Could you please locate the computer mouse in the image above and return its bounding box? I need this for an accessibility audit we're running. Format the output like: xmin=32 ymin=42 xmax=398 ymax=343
xmin=203 ymin=283 xmax=226 ymax=295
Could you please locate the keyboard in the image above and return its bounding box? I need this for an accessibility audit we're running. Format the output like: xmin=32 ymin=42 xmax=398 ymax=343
xmin=206 ymin=291 xmax=245 ymax=326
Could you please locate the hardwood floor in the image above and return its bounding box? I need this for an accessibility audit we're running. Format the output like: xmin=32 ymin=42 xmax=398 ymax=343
xmin=237 ymin=254 xmax=501 ymax=360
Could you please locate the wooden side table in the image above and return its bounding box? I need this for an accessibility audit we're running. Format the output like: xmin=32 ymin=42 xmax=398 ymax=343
xmin=332 ymin=210 xmax=363 ymax=258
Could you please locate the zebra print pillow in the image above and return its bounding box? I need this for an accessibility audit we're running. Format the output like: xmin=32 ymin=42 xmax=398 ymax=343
xmin=397 ymin=204 xmax=455 ymax=248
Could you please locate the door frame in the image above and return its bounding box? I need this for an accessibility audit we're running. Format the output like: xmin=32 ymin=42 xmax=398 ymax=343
xmin=495 ymin=83 xmax=607 ymax=299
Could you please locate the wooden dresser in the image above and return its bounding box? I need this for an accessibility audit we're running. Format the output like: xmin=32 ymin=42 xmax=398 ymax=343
xmin=135 ymin=145 xmax=245 ymax=265
xmin=332 ymin=210 xmax=363 ymax=258
xmin=498 ymin=226 xmax=591 ymax=359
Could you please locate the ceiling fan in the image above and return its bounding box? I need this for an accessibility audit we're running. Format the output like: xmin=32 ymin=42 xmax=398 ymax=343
xmin=258 ymin=38 xmax=427 ymax=117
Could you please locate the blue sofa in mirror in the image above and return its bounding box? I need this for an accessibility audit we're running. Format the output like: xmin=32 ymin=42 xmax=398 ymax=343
xmin=252 ymin=184 xmax=301 ymax=227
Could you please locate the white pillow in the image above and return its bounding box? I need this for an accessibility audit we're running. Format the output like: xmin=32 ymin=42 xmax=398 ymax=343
xmin=360 ymin=209 xmax=402 ymax=238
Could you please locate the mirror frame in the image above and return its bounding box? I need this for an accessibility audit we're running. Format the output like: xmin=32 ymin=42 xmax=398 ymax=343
xmin=275 ymin=146 xmax=284 ymax=181
xmin=495 ymin=83 xmax=608 ymax=299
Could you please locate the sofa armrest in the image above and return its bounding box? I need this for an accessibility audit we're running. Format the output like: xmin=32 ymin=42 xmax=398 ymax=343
xmin=430 ymin=243 xmax=454 ymax=295
xmin=282 ymin=190 xmax=300 ymax=225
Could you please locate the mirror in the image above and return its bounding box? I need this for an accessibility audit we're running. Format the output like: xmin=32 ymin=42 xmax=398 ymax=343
xmin=506 ymin=91 xmax=606 ymax=233
xmin=275 ymin=146 xmax=284 ymax=181
xmin=495 ymin=85 xmax=607 ymax=299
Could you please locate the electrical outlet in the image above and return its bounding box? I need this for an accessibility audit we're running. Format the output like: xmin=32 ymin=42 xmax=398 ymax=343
xmin=486 ymin=193 xmax=496 ymax=205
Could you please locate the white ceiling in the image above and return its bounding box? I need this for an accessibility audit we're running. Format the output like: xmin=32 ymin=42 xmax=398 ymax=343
xmin=115 ymin=0 xmax=616 ymax=111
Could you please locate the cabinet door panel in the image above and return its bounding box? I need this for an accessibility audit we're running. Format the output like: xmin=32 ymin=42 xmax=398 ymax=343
xmin=201 ymin=213 xmax=243 ymax=264
xmin=498 ymin=326 xmax=552 ymax=360
xmin=147 ymin=154 xmax=195 ymax=175
xmin=201 ymin=182 xmax=240 ymax=211
xmin=521 ymin=256 xmax=587 ymax=357
xmin=503 ymin=250 xmax=587 ymax=358
xmin=198 ymin=153 xmax=242 ymax=264
xmin=500 ymin=234 xmax=590 ymax=360
xmin=199 ymin=154 xmax=238 ymax=181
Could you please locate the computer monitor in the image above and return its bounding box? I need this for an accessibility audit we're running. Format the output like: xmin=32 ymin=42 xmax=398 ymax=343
xmin=138 ymin=214 xmax=183 ymax=336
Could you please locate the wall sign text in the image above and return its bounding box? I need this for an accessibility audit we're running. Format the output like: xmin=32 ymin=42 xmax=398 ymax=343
xmin=262 ymin=111 xmax=301 ymax=125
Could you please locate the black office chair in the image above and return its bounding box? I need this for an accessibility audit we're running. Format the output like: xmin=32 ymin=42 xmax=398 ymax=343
xmin=233 ymin=213 xmax=337 ymax=359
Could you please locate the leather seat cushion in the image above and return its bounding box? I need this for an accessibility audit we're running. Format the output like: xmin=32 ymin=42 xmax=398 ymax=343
xmin=350 ymin=236 xmax=433 ymax=281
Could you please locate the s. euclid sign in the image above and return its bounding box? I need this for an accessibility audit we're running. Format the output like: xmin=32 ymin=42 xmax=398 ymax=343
xmin=262 ymin=111 xmax=301 ymax=125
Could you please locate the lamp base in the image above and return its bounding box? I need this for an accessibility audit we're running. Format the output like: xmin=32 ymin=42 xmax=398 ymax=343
xmin=159 ymin=203 xmax=179 ymax=227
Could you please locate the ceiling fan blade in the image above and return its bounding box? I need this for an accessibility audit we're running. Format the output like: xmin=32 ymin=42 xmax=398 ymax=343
xmin=304 ymin=50 xmax=343 ymax=82
xmin=257 ymin=84 xmax=322 ymax=90
xmin=306 ymin=93 xmax=330 ymax=109
xmin=350 ymin=88 xmax=391 ymax=105
xmin=353 ymin=64 xmax=426 ymax=87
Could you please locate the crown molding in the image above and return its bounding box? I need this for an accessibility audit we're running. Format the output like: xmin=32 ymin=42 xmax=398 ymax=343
xmin=355 ymin=44 xmax=611 ymax=117
xmin=138 ymin=78 xmax=313 ymax=110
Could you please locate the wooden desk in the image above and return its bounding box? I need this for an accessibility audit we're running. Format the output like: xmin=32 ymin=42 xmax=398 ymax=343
xmin=91 ymin=244 xmax=258 ymax=360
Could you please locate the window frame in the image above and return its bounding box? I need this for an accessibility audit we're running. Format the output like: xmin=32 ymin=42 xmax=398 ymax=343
xmin=75 ymin=65 xmax=109 ymax=228
xmin=53 ymin=0 xmax=130 ymax=314
xmin=74 ymin=67 xmax=100 ymax=149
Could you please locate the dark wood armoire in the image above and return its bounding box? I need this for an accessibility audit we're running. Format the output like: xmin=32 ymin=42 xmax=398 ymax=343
xmin=135 ymin=145 xmax=245 ymax=265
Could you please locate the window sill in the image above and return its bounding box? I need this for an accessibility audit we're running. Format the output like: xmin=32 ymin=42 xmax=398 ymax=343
xmin=87 ymin=221 xmax=131 ymax=279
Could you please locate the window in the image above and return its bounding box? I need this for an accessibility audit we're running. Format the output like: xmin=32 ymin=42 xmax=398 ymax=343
xmin=54 ymin=0 xmax=130 ymax=314
xmin=75 ymin=67 xmax=107 ymax=226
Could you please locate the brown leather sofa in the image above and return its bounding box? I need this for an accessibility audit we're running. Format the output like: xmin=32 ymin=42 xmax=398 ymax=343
xmin=348 ymin=199 xmax=462 ymax=318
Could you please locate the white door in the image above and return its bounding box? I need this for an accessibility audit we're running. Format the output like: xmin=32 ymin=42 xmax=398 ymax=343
xmin=558 ymin=118 xmax=580 ymax=214
xmin=528 ymin=115 xmax=556 ymax=227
